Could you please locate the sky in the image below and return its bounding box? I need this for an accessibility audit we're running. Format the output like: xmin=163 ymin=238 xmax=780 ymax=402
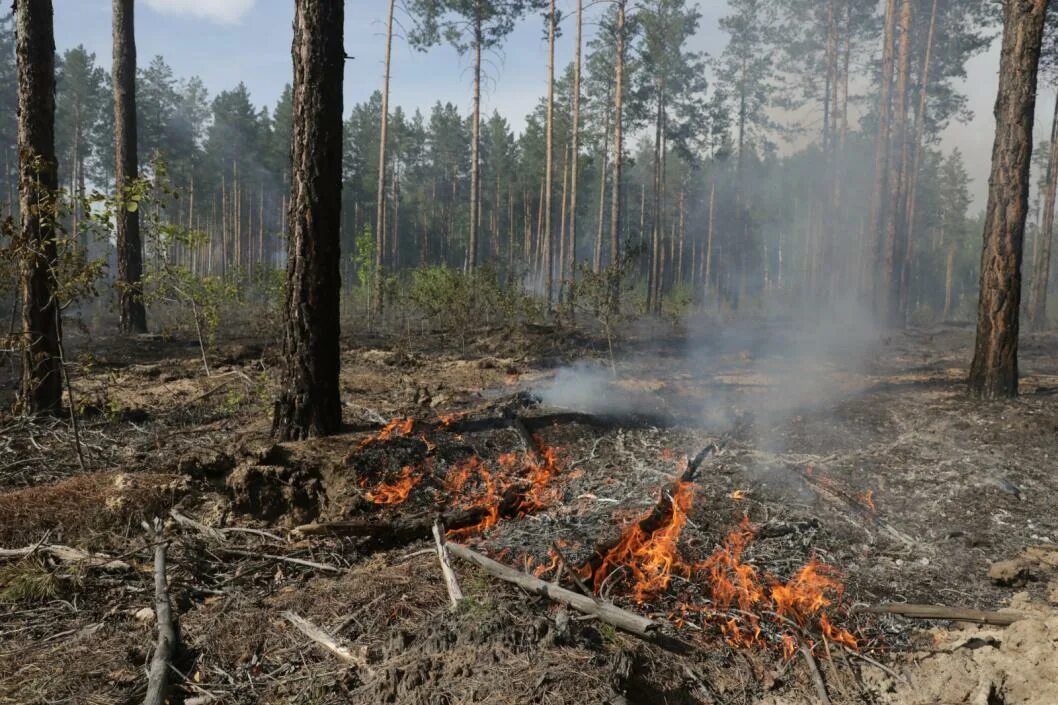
xmin=52 ymin=0 xmax=1047 ymax=210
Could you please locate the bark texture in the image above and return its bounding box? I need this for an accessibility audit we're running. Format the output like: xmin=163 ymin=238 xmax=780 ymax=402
xmin=112 ymin=0 xmax=147 ymax=334
xmin=1028 ymin=90 xmax=1058 ymax=330
xmin=968 ymin=0 xmax=1049 ymax=399
xmin=272 ymin=0 xmax=345 ymax=440
xmin=16 ymin=0 xmax=63 ymax=415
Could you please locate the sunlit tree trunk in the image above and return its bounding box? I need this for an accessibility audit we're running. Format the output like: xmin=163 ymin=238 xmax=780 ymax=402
xmin=881 ymin=0 xmax=912 ymax=327
xmin=543 ymin=0 xmax=556 ymax=308
xmin=113 ymin=0 xmax=147 ymax=333
xmin=868 ymin=0 xmax=897 ymax=306
xmin=373 ymin=0 xmax=395 ymax=314
xmin=567 ymin=0 xmax=582 ymax=300
xmin=467 ymin=13 xmax=483 ymax=272
xmin=609 ymin=0 xmax=626 ymax=267
xmin=16 ymin=0 xmax=63 ymax=415
xmin=969 ymin=0 xmax=1049 ymax=399
xmin=1029 ymin=90 xmax=1058 ymax=331
xmin=272 ymin=0 xmax=344 ymax=439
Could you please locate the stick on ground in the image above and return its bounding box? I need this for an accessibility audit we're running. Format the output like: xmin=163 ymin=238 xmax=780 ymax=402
xmin=445 ymin=542 xmax=658 ymax=637
xmin=143 ymin=518 xmax=178 ymax=705
xmin=801 ymin=644 xmax=832 ymax=705
xmin=854 ymin=603 xmax=1025 ymax=626
xmin=281 ymin=611 xmax=373 ymax=673
xmin=432 ymin=521 xmax=464 ymax=607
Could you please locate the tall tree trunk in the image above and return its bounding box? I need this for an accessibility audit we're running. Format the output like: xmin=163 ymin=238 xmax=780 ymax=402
xmin=882 ymin=0 xmax=912 ymax=326
xmin=968 ymin=0 xmax=1049 ymax=399
xmin=705 ymin=178 xmax=715 ymax=293
xmin=901 ymin=0 xmax=938 ymax=317
xmin=609 ymin=0 xmax=626 ymax=267
xmin=272 ymin=0 xmax=344 ymax=439
xmin=567 ymin=0 xmax=582 ymax=300
xmin=373 ymin=0 xmax=395 ymax=314
xmin=1029 ymin=89 xmax=1058 ymax=330
xmin=558 ymin=143 xmax=569 ymax=291
xmin=467 ymin=15 xmax=483 ymax=272
xmin=16 ymin=0 xmax=62 ymax=415
xmin=543 ymin=0 xmax=556 ymax=308
xmin=113 ymin=0 xmax=147 ymax=334
xmin=868 ymin=0 xmax=898 ymax=306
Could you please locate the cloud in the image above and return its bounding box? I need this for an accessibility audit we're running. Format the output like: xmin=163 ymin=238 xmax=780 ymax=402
xmin=143 ymin=0 xmax=256 ymax=25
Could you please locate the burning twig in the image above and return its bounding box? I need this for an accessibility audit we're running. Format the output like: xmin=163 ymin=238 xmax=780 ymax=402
xmin=432 ymin=521 xmax=464 ymax=607
xmin=853 ymin=602 xmax=1025 ymax=626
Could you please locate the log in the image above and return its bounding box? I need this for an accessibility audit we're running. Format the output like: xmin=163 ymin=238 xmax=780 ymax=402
xmin=432 ymin=521 xmax=464 ymax=606
xmin=855 ymin=603 xmax=1026 ymax=626
xmin=281 ymin=610 xmax=373 ymax=673
xmin=446 ymin=541 xmax=658 ymax=637
xmin=143 ymin=519 xmax=178 ymax=705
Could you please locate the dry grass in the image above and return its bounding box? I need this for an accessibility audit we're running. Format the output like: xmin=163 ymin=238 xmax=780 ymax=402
xmin=0 ymin=471 xmax=187 ymax=547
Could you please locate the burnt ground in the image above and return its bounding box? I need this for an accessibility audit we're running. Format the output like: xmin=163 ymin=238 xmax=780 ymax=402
xmin=1 ymin=315 xmax=1058 ymax=705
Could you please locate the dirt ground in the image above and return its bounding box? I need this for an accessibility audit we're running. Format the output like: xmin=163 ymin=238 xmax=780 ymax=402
xmin=1 ymin=315 xmax=1057 ymax=705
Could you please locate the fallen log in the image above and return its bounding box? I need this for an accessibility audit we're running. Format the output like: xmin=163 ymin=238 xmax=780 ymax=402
xmin=446 ymin=541 xmax=658 ymax=638
xmin=855 ymin=603 xmax=1026 ymax=626
xmin=143 ymin=519 xmax=178 ymax=705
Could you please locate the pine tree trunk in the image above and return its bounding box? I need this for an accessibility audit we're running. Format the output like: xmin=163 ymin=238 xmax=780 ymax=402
xmin=113 ymin=0 xmax=147 ymax=334
xmin=943 ymin=240 xmax=955 ymax=319
xmin=543 ymin=0 xmax=556 ymax=308
xmin=1029 ymin=89 xmax=1058 ymax=331
xmin=272 ymin=0 xmax=344 ymax=439
xmin=882 ymin=0 xmax=912 ymax=326
xmin=705 ymin=178 xmax=715 ymax=293
xmin=609 ymin=0 xmax=626 ymax=267
xmin=968 ymin=0 xmax=1049 ymax=399
xmin=373 ymin=0 xmax=395 ymax=313
xmin=868 ymin=0 xmax=898 ymax=305
xmin=568 ymin=0 xmax=582 ymax=299
xmin=467 ymin=16 xmax=482 ymax=272
xmin=16 ymin=0 xmax=63 ymax=415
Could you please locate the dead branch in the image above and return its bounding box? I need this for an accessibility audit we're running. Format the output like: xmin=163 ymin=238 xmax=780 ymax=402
xmin=445 ymin=542 xmax=658 ymax=637
xmin=143 ymin=518 xmax=178 ymax=705
xmin=432 ymin=521 xmax=464 ymax=606
xmin=169 ymin=509 xmax=225 ymax=542
xmin=854 ymin=603 xmax=1026 ymax=626
xmin=801 ymin=644 xmax=832 ymax=705
xmin=217 ymin=547 xmax=341 ymax=573
xmin=507 ymin=415 xmax=543 ymax=463
xmin=0 ymin=543 xmax=130 ymax=571
xmin=281 ymin=610 xmax=374 ymax=674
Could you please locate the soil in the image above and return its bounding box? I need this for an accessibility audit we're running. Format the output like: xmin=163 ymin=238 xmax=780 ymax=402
xmin=1 ymin=316 xmax=1057 ymax=705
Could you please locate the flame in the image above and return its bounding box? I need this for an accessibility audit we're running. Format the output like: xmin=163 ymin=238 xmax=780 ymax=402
xmin=438 ymin=412 xmax=464 ymax=428
xmin=858 ymin=489 xmax=876 ymax=514
xmin=587 ymin=482 xmax=696 ymax=602
xmin=445 ymin=442 xmax=564 ymax=538
xmin=366 ymin=465 xmax=421 ymax=505
xmin=730 ymin=489 xmax=747 ymax=501
xmin=360 ymin=417 xmax=416 ymax=448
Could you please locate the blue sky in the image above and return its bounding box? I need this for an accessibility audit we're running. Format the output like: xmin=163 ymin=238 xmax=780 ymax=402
xmin=52 ymin=0 xmax=1016 ymax=207
xmin=54 ymin=0 xmax=727 ymax=131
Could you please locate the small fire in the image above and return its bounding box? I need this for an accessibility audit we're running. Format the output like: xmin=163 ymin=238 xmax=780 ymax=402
xmin=586 ymin=482 xmax=696 ymax=602
xmin=366 ymin=465 xmax=421 ymax=505
xmin=438 ymin=412 xmax=464 ymax=428
xmin=360 ymin=417 xmax=416 ymax=448
xmin=858 ymin=489 xmax=876 ymax=514
xmin=730 ymin=489 xmax=747 ymax=502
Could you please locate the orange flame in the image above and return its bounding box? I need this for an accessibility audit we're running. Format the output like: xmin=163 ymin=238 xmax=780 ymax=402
xmin=366 ymin=465 xmax=421 ymax=505
xmin=360 ymin=417 xmax=416 ymax=448
xmin=588 ymin=482 xmax=696 ymax=602
xmin=730 ymin=489 xmax=747 ymax=502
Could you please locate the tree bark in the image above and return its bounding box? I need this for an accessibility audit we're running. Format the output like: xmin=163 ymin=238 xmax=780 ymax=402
xmin=543 ymin=0 xmax=556 ymax=308
xmin=372 ymin=0 xmax=395 ymax=315
xmin=968 ymin=0 xmax=1049 ymax=399
xmin=567 ymin=0 xmax=582 ymax=299
xmin=609 ymin=0 xmax=626 ymax=267
xmin=15 ymin=0 xmax=63 ymax=415
xmin=113 ymin=0 xmax=147 ymax=334
xmin=868 ymin=0 xmax=898 ymax=306
xmin=882 ymin=0 xmax=912 ymax=327
xmin=1029 ymin=89 xmax=1058 ymax=330
xmin=467 ymin=15 xmax=483 ymax=272
xmin=272 ymin=0 xmax=344 ymax=439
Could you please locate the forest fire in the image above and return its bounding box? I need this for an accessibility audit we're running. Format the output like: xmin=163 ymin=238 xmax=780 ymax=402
xmin=366 ymin=465 xmax=422 ymax=505
xmin=360 ymin=417 xmax=416 ymax=448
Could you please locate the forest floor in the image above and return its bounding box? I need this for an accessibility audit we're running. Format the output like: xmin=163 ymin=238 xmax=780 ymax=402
xmin=1 ymin=312 xmax=1058 ymax=705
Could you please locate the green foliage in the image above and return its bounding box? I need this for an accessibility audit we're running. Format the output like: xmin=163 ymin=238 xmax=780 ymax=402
xmin=352 ymin=224 xmax=375 ymax=290
xmin=0 ymin=561 xmax=67 ymax=604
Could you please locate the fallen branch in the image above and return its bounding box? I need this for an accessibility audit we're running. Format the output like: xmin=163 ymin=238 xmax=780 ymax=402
xmin=801 ymin=644 xmax=832 ymax=705
xmin=217 ymin=547 xmax=341 ymax=574
xmin=446 ymin=541 xmax=658 ymax=638
xmin=143 ymin=519 xmax=178 ymax=705
xmin=854 ymin=603 xmax=1026 ymax=626
xmin=432 ymin=521 xmax=463 ymax=607
xmin=0 ymin=543 xmax=130 ymax=571
xmin=281 ymin=610 xmax=373 ymax=674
